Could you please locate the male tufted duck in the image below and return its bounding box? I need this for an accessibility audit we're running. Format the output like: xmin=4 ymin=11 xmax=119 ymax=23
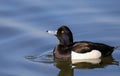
xmin=47 ymin=26 xmax=117 ymax=60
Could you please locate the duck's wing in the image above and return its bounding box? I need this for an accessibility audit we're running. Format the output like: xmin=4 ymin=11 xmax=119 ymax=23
xmin=72 ymin=41 xmax=114 ymax=56
xmin=71 ymin=41 xmax=93 ymax=53
xmin=91 ymin=42 xmax=115 ymax=56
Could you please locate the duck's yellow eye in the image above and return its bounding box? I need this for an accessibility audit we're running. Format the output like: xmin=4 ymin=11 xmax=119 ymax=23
xmin=61 ymin=30 xmax=64 ymax=34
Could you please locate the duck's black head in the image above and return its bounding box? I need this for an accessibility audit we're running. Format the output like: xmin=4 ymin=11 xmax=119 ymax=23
xmin=56 ymin=26 xmax=73 ymax=46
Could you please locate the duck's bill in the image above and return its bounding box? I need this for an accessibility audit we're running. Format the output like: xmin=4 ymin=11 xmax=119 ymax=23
xmin=46 ymin=30 xmax=57 ymax=35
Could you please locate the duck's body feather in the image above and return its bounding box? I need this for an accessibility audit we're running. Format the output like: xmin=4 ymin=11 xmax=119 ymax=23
xmin=72 ymin=41 xmax=114 ymax=56
xmin=54 ymin=41 xmax=114 ymax=59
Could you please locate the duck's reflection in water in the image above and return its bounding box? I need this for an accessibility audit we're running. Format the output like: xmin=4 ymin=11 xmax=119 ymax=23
xmin=25 ymin=54 xmax=118 ymax=76
xmin=54 ymin=56 xmax=118 ymax=76
xmin=55 ymin=61 xmax=73 ymax=76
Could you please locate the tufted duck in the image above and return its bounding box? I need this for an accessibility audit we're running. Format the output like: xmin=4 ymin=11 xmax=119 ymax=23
xmin=47 ymin=26 xmax=117 ymax=60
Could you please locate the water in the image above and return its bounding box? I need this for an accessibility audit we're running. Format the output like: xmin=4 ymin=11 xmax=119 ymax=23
xmin=0 ymin=0 xmax=120 ymax=76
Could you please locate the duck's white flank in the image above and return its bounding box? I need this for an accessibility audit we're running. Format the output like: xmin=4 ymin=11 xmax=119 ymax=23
xmin=71 ymin=50 xmax=101 ymax=60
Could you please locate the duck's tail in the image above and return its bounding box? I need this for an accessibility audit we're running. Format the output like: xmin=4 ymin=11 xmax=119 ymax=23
xmin=113 ymin=46 xmax=120 ymax=49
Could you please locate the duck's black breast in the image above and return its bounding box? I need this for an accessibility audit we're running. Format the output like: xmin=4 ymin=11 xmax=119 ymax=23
xmin=53 ymin=44 xmax=71 ymax=59
xmin=71 ymin=41 xmax=115 ymax=56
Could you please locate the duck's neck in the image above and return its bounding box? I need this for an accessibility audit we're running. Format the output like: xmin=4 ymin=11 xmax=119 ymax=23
xmin=59 ymin=35 xmax=73 ymax=46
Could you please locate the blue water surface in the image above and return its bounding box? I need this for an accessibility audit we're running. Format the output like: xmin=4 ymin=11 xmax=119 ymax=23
xmin=0 ymin=0 xmax=120 ymax=76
